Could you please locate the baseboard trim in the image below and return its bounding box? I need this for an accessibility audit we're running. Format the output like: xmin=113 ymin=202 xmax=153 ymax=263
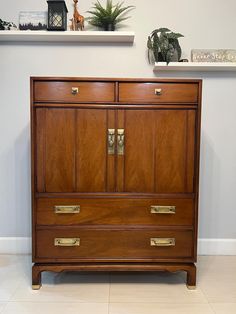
xmin=0 ymin=237 xmax=235 ymax=255
xmin=0 ymin=237 xmax=31 ymax=254
xmin=198 ymin=238 xmax=236 ymax=255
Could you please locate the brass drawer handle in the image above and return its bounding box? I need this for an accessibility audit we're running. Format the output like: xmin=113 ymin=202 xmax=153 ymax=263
xmin=117 ymin=129 xmax=125 ymax=155
xmin=71 ymin=87 xmax=79 ymax=95
xmin=155 ymin=88 xmax=162 ymax=95
xmin=54 ymin=238 xmax=80 ymax=247
xmin=54 ymin=205 xmax=80 ymax=214
xmin=108 ymin=129 xmax=115 ymax=155
xmin=150 ymin=238 xmax=175 ymax=247
xmin=150 ymin=206 xmax=176 ymax=214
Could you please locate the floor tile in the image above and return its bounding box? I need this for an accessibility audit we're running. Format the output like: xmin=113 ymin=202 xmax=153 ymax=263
xmin=11 ymin=271 xmax=110 ymax=303
xmin=0 ymin=255 xmax=31 ymax=281
xmin=109 ymin=303 xmax=215 ymax=314
xmin=198 ymin=281 xmax=236 ymax=303
xmin=197 ymin=256 xmax=236 ymax=274
xmin=0 ymin=255 xmax=28 ymax=301
xmin=1 ymin=254 xmax=236 ymax=308
xmin=0 ymin=276 xmax=21 ymax=302
xmin=210 ymin=303 xmax=236 ymax=314
xmin=0 ymin=303 xmax=6 ymax=314
xmin=1 ymin=302 xmax=108 ymax=314
xmin=197 ymin=257 xmax=236 ymax=302
xmin=109 ymin=272 xmax=208 ymax=303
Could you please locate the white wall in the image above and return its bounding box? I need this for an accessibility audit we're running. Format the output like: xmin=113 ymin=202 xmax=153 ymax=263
xmin=0 ymin=0 xmax=236 ymax=240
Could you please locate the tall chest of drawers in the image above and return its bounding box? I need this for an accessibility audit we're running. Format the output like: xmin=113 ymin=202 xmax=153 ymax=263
xmin=31 ymin=77 xmax=202 ymax=289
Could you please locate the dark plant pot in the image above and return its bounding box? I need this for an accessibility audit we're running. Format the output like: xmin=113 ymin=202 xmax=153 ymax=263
xmin=104 ymin=24 xmax=115 ymax=31
xmin=153 ymin=52 xmax=166 ymax=63
xmin=157 ymin=52 xmax=165 ymax=62
xmin=155 ymin=50 xmax=181 ymax=63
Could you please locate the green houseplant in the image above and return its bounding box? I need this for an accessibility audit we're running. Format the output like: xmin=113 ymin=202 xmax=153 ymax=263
xmin=87 ymin=0 xmax=134 ymax=31
xmin=147 ymin=28 xmax=184 ymax=64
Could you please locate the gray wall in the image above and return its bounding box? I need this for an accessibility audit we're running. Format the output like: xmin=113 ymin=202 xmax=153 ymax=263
xmin=0 ymin=0 xmax=236 ymax=238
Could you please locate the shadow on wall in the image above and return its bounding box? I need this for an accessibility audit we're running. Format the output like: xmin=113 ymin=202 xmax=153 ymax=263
xmin=199 ymin=130 xmax=221 ymax=238
xmin=14 ymin=124 xmax=31 ymax=238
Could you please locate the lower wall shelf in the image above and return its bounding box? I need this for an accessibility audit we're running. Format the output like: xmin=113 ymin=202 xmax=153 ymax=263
xmin=153 ymin=62 xmax=236 ymax=72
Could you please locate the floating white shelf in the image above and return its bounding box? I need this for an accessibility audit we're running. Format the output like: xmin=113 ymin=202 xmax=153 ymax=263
xmin=0 ymin=30 xmax=135 ymax=43
xmin=154 ymin=62 xmax=236 ymax=72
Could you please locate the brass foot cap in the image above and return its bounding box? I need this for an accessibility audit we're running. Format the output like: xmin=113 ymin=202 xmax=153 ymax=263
xmin=32 ymin=284 xmax=41 ymax=290
xmin=187 ymin=285 xmax=196 ymax=290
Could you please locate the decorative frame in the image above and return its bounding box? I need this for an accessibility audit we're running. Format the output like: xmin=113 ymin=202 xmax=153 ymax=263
xmin=19 ymin=11 xmax=47 ymax=30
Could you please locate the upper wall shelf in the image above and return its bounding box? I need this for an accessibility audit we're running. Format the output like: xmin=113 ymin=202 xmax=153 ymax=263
xmin=154 ymin=62 xmax=236 ymax=72
xmin=0 ymin=30 xmax=135 ymax=43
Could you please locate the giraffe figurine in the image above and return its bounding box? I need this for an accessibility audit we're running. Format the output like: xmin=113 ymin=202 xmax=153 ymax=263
xmin=71 ymin=0 xmax=84 ymax=31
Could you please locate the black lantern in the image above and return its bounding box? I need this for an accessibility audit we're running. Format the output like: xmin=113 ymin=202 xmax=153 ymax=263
xmin=47 ymin=0 xmax=68 ymax=31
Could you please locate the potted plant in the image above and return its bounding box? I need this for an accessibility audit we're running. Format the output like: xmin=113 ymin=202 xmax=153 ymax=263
xmin=87 ymin=0 xmax=134 ymax=31
xmin=0 ymin=18 xmax=17 ymax=30
xmin=147 ymin=28 xmax=184 ymax=64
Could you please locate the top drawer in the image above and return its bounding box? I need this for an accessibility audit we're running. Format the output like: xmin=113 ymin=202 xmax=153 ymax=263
xmin=34 ymin=81 xmax=115 ymax=103
xmin=119 ymin=83 xmax=198 ymax=103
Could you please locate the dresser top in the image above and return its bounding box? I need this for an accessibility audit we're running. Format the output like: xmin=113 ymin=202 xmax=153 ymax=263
xmin=31 ymin=77 xmax=202 ymax=84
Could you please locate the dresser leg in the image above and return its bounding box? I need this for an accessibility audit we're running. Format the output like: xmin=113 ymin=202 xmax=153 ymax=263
xmin=186 ymin=263 xmax=196 ymax=289
xmin=32 ymin=264 xmax=42 ymax=290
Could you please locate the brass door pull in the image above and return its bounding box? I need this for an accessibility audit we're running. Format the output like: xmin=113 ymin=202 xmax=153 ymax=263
xmin=54 ymin=205 xmax=80 ymax=214
xmin=150 ymin=238 xmax=175 ymax=247
xmin=54 ymin=238 xmax=80 ymax=247
xmin=150 ymin=206 xmax=176 ymax=214
xmin=71 ymin=87 xmax=79 ymax=95
xmin=108 ymin=129 xmax=115 ymax=155
xmin=155 ymin=88 xmax=162 ymax=95
xmin=117 ymin=129 xmax=125 ymax=155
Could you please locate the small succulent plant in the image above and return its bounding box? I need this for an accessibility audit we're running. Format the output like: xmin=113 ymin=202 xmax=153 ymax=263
xmin=0 ymin=18 xmax=17 ymax=30
xmin=87 ymin=0 xmax=134 ymax=31
xmin=147 ymin=28 xmax=184 ymax=64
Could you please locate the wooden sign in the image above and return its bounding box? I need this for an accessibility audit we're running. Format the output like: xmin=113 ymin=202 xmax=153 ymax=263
xmin=191 ymin=49 xmax=236 ymax=62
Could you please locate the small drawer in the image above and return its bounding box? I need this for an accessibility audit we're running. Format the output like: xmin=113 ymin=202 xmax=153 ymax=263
xmin=36 ymin=229 xmax=193 ymax=260
xmin=119 ymin=83 xmax=198 ymax=103
xmin=34 ymin=81 xmax=115 ymax=103
xmin=36 ymin=198 xmax=194 ymax=226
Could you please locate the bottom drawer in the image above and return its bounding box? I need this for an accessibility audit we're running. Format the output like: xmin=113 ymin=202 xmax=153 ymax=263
xmin=36 ymin=229 xmax=193 ymax=261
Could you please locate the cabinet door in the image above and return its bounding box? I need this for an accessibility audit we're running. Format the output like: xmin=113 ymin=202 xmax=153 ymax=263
xmin=35 ymin=108 xmax=115 ymax=193
xmin=117 ymin=109 xmax=196 ymax=194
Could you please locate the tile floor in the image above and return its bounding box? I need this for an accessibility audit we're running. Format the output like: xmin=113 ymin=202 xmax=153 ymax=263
xmin=0 ymin=255 xmax=236 ymax=314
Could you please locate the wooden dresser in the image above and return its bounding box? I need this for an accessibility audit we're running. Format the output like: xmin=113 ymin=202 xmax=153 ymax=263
xmin=31 ymin=77 xmax=202 ymax=289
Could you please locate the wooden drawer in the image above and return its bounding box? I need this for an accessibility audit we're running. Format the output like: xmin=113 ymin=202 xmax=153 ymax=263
xmin=119 ymin=83 xmax=198 ymax=103
xmin=34 ymin=81 xmax=115 ymax=102
xmin=36 ymin=198 xmax=194 ymax=226
xmin=36 ymin=229 xmax=193 ymax=260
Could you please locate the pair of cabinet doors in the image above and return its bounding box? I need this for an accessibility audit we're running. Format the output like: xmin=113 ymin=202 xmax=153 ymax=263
xmin=35 ymin=107 xmax=196 ymax=195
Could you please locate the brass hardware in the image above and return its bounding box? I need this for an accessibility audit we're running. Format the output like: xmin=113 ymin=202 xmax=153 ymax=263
xmin=54 ymin=238 xmax=80 ymax=247
xmin=187 ymin=285 xmax=196 ymax=290
xmin=150 ymin=238 xmax=175 ymax=247
xmin=54 ymin=205 xmax=80 ymax=214
xmin=32 ymin=285 xmax=41 ymax=290
xmin=155 ymin=88 xmax=162 ymax=95
xmin=150 ymin=206 xmax=176 ymax=214
xmin=117 ymin=129 xmax=125 ymax=155
xmin=108 ymin=129 xmax=115 ymax=155
xmin=71 ymin=87 xmax=79 ymax=95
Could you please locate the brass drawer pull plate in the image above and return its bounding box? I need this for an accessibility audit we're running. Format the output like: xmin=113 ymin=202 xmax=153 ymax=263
xmin=71 ymin=87 xmax=79 ymax=95
xmin=155 ymin=88 xmax=162 ymax=95
xmin=150 ymin=238 xmax=175 ymax=247
xmin=54 ymin=238 xmax=80 ymax=247
xmin=150 ymin=205 xmax=176 ymax=214
xmin=54 ymin=205 xmax=80 ymax=214
xmin=108 ymin=129 xmax=115 ymax=155
xmin=117 ymin=129 xmax=125 ymax=155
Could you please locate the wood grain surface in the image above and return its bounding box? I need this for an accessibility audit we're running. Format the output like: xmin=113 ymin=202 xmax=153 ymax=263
xmin=31 ymin=77 xmax=202 ymax=289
